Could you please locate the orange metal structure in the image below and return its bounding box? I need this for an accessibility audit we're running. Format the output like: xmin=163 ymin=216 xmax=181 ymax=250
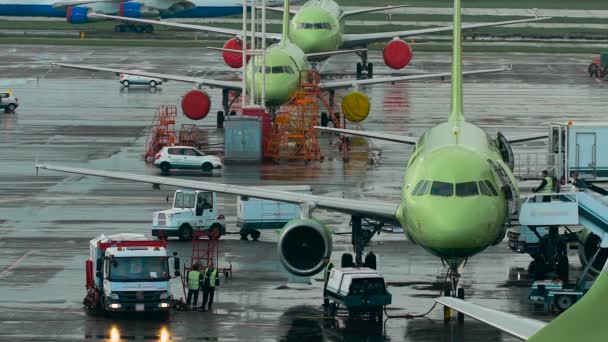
xmin=144 ymin=105 xmax=178 ymax=161
xmin=265 ymin=70 xmax=340 ymax=161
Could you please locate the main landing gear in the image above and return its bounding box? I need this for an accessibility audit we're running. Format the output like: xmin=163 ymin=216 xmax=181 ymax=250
xmin=114 ymin=23 xmax=154 ymax=33
xmin=443 ymin=260 xmax=466 ymax=323
xmin=355 ymin=50 xmax=373 ymax=79
xmin=340 ymin=215 xmax=384 ymax=268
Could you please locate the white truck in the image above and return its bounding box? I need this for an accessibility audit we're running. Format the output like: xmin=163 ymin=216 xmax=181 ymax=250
xmin=84 ymin=234 xmax=179 ymax=316
xmin=237 ymin=185 xmax=311 ymax=240
xmin=152 ymin=190 xmax=226 ymax=241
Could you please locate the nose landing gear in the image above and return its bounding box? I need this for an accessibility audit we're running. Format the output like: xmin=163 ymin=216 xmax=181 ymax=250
xmin=355 ymin=50 xmax=373 ymax=78
xmin=443 ymin=260 xmax=466 ymax=323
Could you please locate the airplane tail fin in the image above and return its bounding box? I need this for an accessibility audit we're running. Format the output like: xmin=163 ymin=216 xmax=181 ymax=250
xmin=448 ymin=0 xmax=464 ymax=125
xmin=281 ymin=0 xmax=290 ymax=43
xmin=527 ymin=255 xmax=608 ymax=341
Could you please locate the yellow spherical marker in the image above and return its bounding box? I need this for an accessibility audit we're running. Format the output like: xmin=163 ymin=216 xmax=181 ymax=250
xmin=341 ymin=91 xmax=370 ymax=123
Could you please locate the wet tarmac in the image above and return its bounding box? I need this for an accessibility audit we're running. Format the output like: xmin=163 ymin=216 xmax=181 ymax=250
xmin=1 ymin=45 xmax=606 ymax=341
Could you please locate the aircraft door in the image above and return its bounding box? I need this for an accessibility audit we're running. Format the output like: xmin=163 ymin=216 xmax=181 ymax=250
xmin=575 ymin=132 xmax=596 ymax=177
xmin=496 ymin=132 xmax=514 ymax=170
xmin=195 ymin=192 xmax=214 ymax=226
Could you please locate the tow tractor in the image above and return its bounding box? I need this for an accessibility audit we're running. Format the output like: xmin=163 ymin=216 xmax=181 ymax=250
xmin=153 ymin=190 xmax=226 ymax=241
xmin=84 ymin=234 xmax=180 ymax=316
xmin=324 ymin=267 xmax=391 ymax=325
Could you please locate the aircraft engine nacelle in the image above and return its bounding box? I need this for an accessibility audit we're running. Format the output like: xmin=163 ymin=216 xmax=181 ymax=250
xmin=222 ymin=38 xmax=250 ymax=69
xmin=66 ymin=6 xmax=90 ymax=24
xmin=383 ymin=38 xmax=413 ymax=70
xmin=181 ymin=90 xmax=211 ymax=120
xmin=277 ymin=218 xmax=332 ymax=276
xmin=577 ymin=230 xmax=608 ymax=276
xmin=119 ymin=2 xmax=160 ymax=18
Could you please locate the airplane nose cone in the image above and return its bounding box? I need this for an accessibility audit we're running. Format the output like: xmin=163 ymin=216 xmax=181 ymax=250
xmin=291 ymin=31 xmax=330 ymax=54
xmin=408 ymin=198 xmax=505 ymax=259
xmin=252 ymin=75 xmax=296 ymax=105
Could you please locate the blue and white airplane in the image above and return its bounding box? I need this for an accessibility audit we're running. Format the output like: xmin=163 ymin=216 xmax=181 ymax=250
xmin=0 ymin=0 xmax=286 ymax=32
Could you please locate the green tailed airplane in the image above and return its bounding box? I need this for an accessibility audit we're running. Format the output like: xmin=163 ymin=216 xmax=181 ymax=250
xmin=56 ymin=0 xmax=507 ymax=108
xmin=84 ymin=0 xmax=549 ymax=77
xmin=44 ymin=0 xmax=547 ymax=296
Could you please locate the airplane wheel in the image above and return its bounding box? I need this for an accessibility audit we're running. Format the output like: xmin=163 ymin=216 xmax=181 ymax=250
xmin=443 ymin=287 xmax=451 ymax=323
xmin=341 ymin=253 xmax=354 ymax=268
xmin=364 ymin=252 xmax=376 ymax=270
xmin=356 ymin=63 xmax=363 ymax=77
xmin=457 ymin=288 xmax=465 ymax=323
xmin=367 ymin=63 xmax=373 ymax=78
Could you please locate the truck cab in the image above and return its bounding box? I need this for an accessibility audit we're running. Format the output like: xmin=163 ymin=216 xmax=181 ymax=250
xmin=87 ymin=234 xmax=176 ymax=314
xmin=152 ymin=190 xmax=226 ymax=241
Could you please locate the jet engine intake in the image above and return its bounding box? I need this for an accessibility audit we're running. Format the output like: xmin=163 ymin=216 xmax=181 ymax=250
xmin=383 ymin=38 xmax=413 ymax=70
xmin=277 ymin=218 xmax=332 ymax=276
xmin=222 ymin=38 xmax=250 ymax=69
xmin=66 ymin=6 xmax=90 ymax=24
xmin=181 ymin=90 xmax=211 ymax=120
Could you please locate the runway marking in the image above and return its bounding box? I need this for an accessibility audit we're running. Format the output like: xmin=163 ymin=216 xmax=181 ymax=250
xmin=0 ymin=250 xmax=36 ymax=279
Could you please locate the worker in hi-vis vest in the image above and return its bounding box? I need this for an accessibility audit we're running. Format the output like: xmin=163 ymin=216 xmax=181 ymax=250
xmin=533 ymin=170 xmax=554 ymax=202
xmin=200 ymin=261 xmax=219 ymax=311
xmin=186 ymin=263 xmax=201 ymax=309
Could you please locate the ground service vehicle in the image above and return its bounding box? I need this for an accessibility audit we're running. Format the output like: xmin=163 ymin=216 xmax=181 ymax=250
xmin=325 ymin=267 xmax=391 ymax=323
xmin=153 ymin=190 xmax=226 ymax=241
xmin=0 ymin=90 xmax=18 ymax=112
xmin=154 ymin=146 xmax=223 ymax=173
xmin=236 ymin=186 xmax=311 ymax=240
xmin=119 ymin=73 xmax=162 ymax=88
xmin=84 ymin=234 xmax=178 ymax=315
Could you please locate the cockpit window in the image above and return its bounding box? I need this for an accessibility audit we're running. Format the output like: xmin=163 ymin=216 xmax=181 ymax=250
xmin=478 ymin=181 xmax=493 ymax=196
xmin=298 ymin=22 xmax=331 ymax=30
xmin=411 ymin=181 xmax=424 ymax=196
xmin=430 ymin=181 xmax=453 ymax=197
xmin=456 ymin=182 xmax=479 ymax=197
xmin=418 ymin=180 xmax=431 ymax=195
xmin=484 ymin=180 xmax=499 ymax=196
xmin=257 ymin=65 xmax=295 ymax=74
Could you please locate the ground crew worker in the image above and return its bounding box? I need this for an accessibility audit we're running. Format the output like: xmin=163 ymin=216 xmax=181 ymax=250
xmin=200 ymin=261 xmax=219 ymax=311
xmin=323 ymin=257 xmax=333 ymax=308
xmin=186 ymin=264 xmax=201 ymax=309
xmin=533 ymin=170 xmax=553 ymax=202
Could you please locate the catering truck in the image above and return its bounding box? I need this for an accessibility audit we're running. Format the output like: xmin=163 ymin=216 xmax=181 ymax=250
xmin=84 ymin=234 xmax=178 ymax=316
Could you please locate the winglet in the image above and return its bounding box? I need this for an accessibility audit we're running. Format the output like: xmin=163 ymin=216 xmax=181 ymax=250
xmin=449 ymin=0 xmax=464 ymax=125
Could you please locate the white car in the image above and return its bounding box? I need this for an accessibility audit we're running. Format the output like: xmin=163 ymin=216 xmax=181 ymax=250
xmin=154 ymin=146 xmax=223 ymax=173
xmin=119 ymin=73 xmax=162 ymax=88
xmin=0 ymin=90 xmax=19 ymax=112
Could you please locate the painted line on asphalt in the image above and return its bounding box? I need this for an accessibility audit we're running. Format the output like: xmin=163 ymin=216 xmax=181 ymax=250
xmin=0 ymin=250 xmax=36 ymax=279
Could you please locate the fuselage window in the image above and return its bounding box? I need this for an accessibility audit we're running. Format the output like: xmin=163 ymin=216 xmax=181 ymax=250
xmin=430 ymin=181 xmax=453 ymax=197
xmin=478 ymin=181 xmax=493 ymax=196
xmin=456 ymin=182 xmax=479 ymax=197
xmin=484 ymin=180 xmax=499 ymax=196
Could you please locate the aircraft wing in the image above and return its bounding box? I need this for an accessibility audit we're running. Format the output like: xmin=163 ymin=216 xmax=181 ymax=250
xmin=436 ymin=297 xmax=546 ymax=341
xmin=52 ymin=0 xmax=121 ymax=8
xmin=87 ymin=12 xmax=283 ymax=40
xmin=35 ymin=164 xmax=399 ymax=220
xmin=507 ymin=133 xmax=549 ymax=143
xmin=315 ymin=126 xmax=417 ymax=145
xmin=53 ymin=63 xmax=242 ymax=90
xmin=341 ymin=5 xmax=411 ymax=18
xmin=255 ymin=6 xmax=297 ymax=15
xmin=341 ymin=17 xmax=551 ymax=47
xmin=320 ymin=67 xmax=508 ymax=90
